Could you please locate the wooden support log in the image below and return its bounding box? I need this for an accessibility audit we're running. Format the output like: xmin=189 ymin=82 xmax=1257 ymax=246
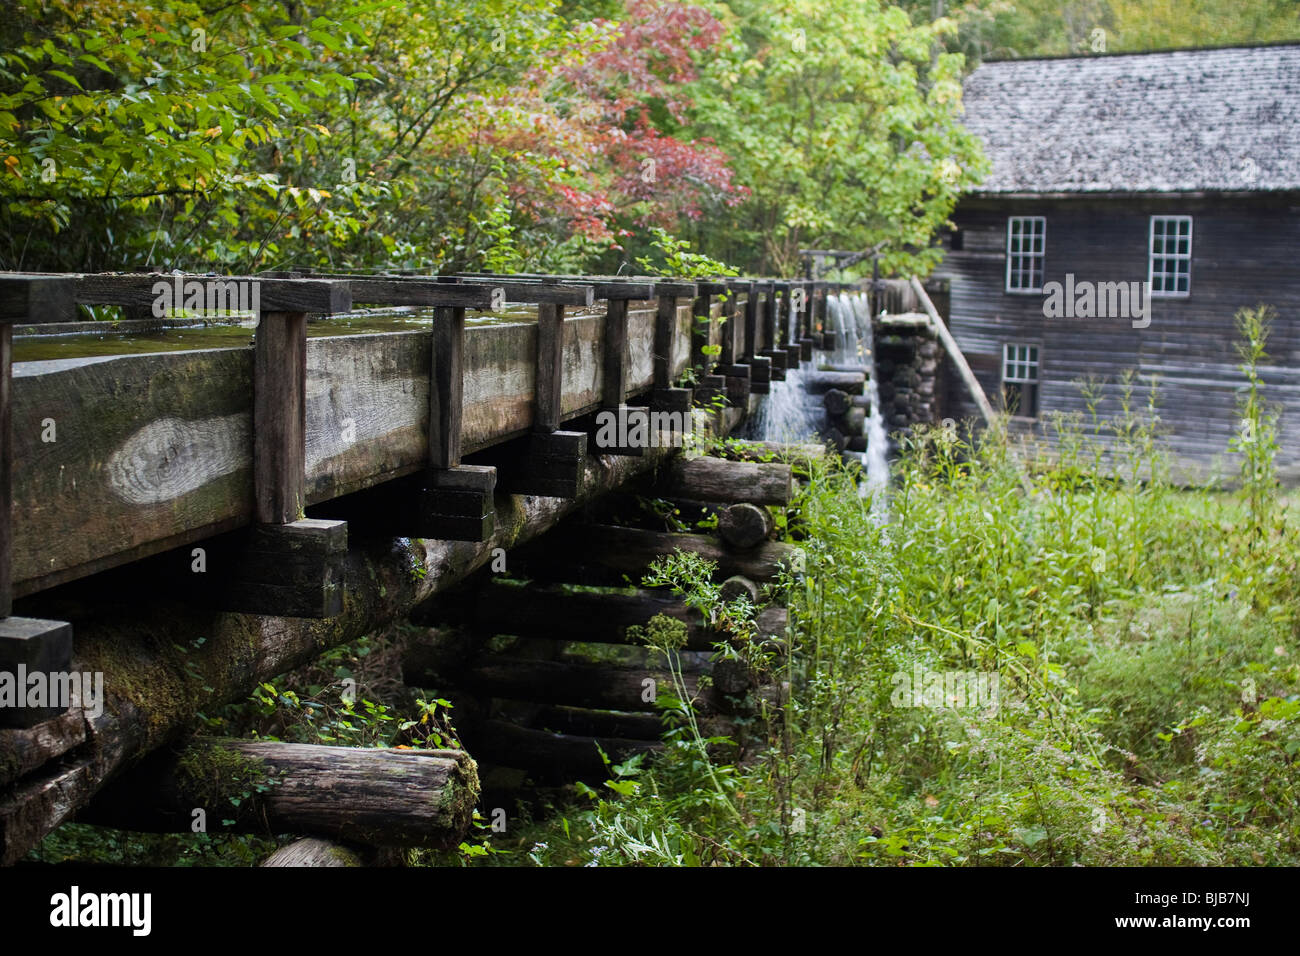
xmin=824 ymin=388 xmax=852 ymax=417
xmin=666 ymin=457 xmax=792 ymax=506
xmin=717 ymin=502 xmax=775 ymax=550
xmin=842 ymin=406 xmax=866 ymax=435
xmin=470 ymin=719 xmax=658 ymax=781
xmin=721 ymin=439 xmax=831 ymax=467
xmin=448 ymin=578 xmax=787 ymax=650
xmin=0 ymin=710 xmax=84 ymax=784
xmin=529 ymin=704 xmax=668 ymax=741
xmin=460 ymin=657 xmax=708 ymax=713
xmin=252 ymin=311 xmax=307 ymax=522
xmin=82 ymin=738 xmax=479 ymax=849
xmin=804 ymin=370 xmax=866 ymax=395
xmin=545 ymin=524 xmax=799 ymax=584
xmin=262 ymin=837 xmax=364 ymax=867
xmin=719 ymin=574 xmax=760 ymax=604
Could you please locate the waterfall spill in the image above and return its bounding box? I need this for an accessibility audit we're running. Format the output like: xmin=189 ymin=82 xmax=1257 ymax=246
xmin=744 ymin=290 xmax=891 ymax=510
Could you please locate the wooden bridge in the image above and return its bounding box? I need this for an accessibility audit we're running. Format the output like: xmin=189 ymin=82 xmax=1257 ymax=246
xmin=0 ymin=269 xmax=863 ymax=864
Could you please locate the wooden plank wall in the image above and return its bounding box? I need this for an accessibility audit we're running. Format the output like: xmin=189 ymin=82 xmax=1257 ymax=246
xmin=936 ymin=194 xmax=1300 ymax=481
xmin=8 ymin=300 xmax=698 ymax=597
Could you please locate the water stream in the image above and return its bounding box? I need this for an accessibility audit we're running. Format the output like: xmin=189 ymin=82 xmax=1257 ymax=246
xmin=744 ymin=290 xmax=891 ymax=507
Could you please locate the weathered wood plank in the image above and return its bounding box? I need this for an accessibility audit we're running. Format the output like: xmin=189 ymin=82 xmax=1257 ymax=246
xmin=0 ymin=324 xmax=9 ymax=616
xmin=602 ymin=298 xmax=629 ymax=409
xmin=430 ymin=306 xmax=465 ymax=470
xmin=347 ymin=278 xmax=493 ymax=309
xmin=73 ymin=274 xmax=351 ymax=315
xmin=254 ymin=312 xmax=308 ymax=524
xmin=535 ymin=303 xmax=565 ymax=432
xmin=653 ymin=295 xmax=677 ymax=388
xmin=0 ymin=276 xmax=75 ymax=324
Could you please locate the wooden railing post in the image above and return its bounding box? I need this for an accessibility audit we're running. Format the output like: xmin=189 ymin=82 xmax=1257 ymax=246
xmin=650 ymin=281 xmax=697 ymax=420
xmin=495 ymin=282 xmax=594 ymax=498
xmin=716 ymin=279 xmax=753 ymax=405
xmin=419 ymin=301 xmax=497 ymax=540
xmin=0 ymin=276 xmax=75 ymax=728
xmin=228 ymin=280 xmax=351 ymax=618
xmin=744 ymin=281 xmax=772 ymax=394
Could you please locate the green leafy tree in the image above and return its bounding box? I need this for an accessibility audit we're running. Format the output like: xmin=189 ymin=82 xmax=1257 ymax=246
xmin=686 ymin=0 xmax=988 ymax=276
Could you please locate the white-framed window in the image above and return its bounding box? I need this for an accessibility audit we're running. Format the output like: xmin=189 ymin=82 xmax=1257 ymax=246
xmin=1005 ymin=216 xmax=1046 ymax=292
xmin=1149 ymin=215 xmax=1192 ymax=296
xmin=1002 ymin=343 xmax=1040 ymax=418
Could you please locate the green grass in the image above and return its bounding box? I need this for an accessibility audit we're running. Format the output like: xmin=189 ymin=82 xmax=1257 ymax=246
xmin=479 ymin=379 xmax=1299 ymax=867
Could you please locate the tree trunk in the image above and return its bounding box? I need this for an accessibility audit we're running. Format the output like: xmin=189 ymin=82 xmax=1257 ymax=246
xmin=81 ymin=738 xmax=479 ymax=850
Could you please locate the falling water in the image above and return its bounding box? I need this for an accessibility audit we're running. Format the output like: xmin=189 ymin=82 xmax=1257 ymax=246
xmin=851 ymin=292 xmax=890 ymax=502
xmin=742 ymin=290 xmax=890 ymax=512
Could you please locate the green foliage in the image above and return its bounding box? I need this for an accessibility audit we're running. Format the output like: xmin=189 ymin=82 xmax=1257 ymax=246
xmin=1230 ymin=304 xmax=1281 ymax=542
xmin=686 ymin=0 xmax=988 ymax=275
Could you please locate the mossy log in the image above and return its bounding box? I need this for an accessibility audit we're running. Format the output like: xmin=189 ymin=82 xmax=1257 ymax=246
xmin=82 ymin=738 xmax=478 ymax=849
xmin=442 ymin=578 xmax=786 ymax=651
xmin=522 ymin=524 xmax=798 ymax=586
xmin=665 ymin=457 xmax=792 ymax=506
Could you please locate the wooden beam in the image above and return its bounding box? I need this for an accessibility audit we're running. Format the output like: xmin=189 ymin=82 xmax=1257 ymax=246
xmin=347 ymin=278 xmax=493 ymax=309
xmin=457 ymin=279 xmax=594 ymax=307
xmin=263 ymin=838 xmax=364 ymax=867
xmin=910 ymin=275 xmax=995 ymax=424
xmin=447 ymin=578 xmax=787 ymax=651
xmin=532 ymin=524 xmax=799 ymax=584
xmin=602 ymin=298 xmax=628 ymax=409
xmin=253 ymin=311 xmax=308 ymax=524
xmin=0 ymin=323 xmax=9 ymax=617
xmin=0 ymin=446 xmax=673 ymax=862
xmin=0 ymin=275 xmax=75 ymax=323
xmin=222 ymin=518 xmax=348 ymax=618
xmin=73 ymin=274 xmax=351 ymax=315
xmin=430 ymin=306 xmax=465 ymax=470
xmin=535 ymin=303 xmax=565 ymax=432
xmin=653 ymin=294 xmax=678 ymax=388
xmin=0 ymin=616 xmax=75 ymax=728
